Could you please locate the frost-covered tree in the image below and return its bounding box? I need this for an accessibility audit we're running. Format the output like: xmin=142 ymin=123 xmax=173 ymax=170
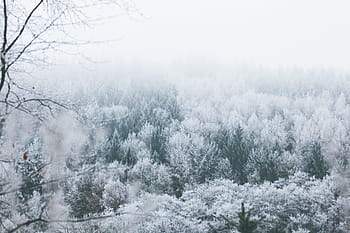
xmin=215 ymin=126 xmax=252 ymax=184
xmin=303 ymin=141 xmax=329 ymax=179
xmin=0 ymin=0 xmax=133 ymax=120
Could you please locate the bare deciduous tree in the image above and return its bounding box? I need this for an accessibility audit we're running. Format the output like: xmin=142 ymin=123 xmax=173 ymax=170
xmin=0 ymin=1 xmax=136 ymax=232
xmin=0 ymin=0 xmax=135 ymax=120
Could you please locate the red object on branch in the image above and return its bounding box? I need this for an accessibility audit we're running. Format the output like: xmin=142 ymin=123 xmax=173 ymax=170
xmin=23 ymin=151 xmax=28 ymax=160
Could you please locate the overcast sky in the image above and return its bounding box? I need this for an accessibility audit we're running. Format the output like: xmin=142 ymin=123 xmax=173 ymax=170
xmin=59 ymin=0 xmax=350 ymax=72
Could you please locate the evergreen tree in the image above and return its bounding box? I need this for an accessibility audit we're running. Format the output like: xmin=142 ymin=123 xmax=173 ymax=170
xmin=65 ymin=175 xmax=105 ymax=218
xmin=237 ymin=203 xmax=260 ymax=233
xmin=105 ymin=130 xmax=123 ymax=163
xmin=150 ymin=126 xmax=168 ymax=164
xmin=208 ymin=203 xmax=263 ymax=233
xmin=16 ymin=153 xmax=44 ymax=201
xmin=216 ymin=126 xmax=251 ymax=184
xmin=303 ymin=141 xmax=329 ymax=179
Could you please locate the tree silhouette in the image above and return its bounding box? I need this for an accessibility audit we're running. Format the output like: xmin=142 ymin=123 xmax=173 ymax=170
xmin=237 ymin=203 xmax=260 ymax=233
xmin=208 ymin=202 xmax=263 ymax=233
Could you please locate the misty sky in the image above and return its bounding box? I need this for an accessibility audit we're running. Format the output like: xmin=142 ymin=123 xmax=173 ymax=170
xmin=58 ymin=0 xmax=350 ymax=72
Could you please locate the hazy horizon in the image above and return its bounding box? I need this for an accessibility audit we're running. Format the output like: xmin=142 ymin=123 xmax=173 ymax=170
xmin=46 ymin=0 xmax=350 ymax=75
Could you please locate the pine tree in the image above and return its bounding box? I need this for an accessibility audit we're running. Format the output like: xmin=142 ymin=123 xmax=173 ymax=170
xmin=304 ymin=141 xmax=329 ymax=179
xmin=216 ymin=126 xmax=251 ymax=184
xmin=208 ymin=203 xmax=263 ymax=233
xmin=150 ymin=126 xmax=168 ymax=164
xmin=16 ymin=153 xmax=44 ymax=201
xmin=237 ymin=203 xmax=260 ymax=233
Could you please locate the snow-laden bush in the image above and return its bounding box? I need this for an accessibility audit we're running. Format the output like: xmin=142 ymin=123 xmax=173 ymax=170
xmin=112 ymin=173 xmax=346 ymax=233
xmin=129 ymin=158 xmax=173 ymax=194
xmin=102 ymin=179 xmax=127 ymax=211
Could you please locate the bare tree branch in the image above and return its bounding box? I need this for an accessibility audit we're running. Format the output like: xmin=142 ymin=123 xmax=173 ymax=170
xmin=7 ymin=218 xmax=47 ymax=233
xmin=5 ymin=0 xmax=44 ymax=54
xmin=0 ymin=0 xmax=8 ymax=93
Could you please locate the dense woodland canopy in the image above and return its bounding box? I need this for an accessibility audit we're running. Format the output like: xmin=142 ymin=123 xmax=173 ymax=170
xmin=0 ymin=66 xmax=350 ymax=232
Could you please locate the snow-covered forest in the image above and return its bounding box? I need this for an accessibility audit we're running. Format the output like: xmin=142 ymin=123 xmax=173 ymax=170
xmin=1 ymin=0 xmax=350 ymax=232
xmin=1 ymin=65 xmax=350 ymax=232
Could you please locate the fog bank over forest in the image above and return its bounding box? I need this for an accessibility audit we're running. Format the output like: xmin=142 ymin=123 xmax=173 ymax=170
xmin=2 ymin=61 xmax=350 ymax=232
xmin=2 ymin=0 xmax=350 ymax=232
xmin=36 ymin=59 xmax=350 ymax=100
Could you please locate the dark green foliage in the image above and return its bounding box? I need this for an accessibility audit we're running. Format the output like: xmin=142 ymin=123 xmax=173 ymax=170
xmin=285 ymin=132 xmax=295 ymax=153
xmin=65 ymin=175 xmax=105 ymax=218
xmin=303 ymin=141 xmax=329 ymax=179
xmin=124 ymin=148 xmax=137 ymax=166
xmin=192 ymin=142 xmax=220 ymax=183
xmin=249 ymin=151 xmax=281 ymax=183
xmin=215 ymin=126 xmax=252 ymax=184
xmin=104 ymin=131 xmax=123 ymax=163
xmin=115 ymin=85 xmax=182 ymax=141
xmin=171 ymin=175 xmax=184 ymax=198
xmin=249 ymin=143 xmax=288 ymax=183
xmin=104 ymin=131 xmax=136 ymax=165
xmin=208 ymin=203 xmax=263 ymax=233
xmin=150 ymin=126 xmax=168 ymax=164
xmin=336 ymin=150 xmax=349 ymax=172
xmin=100 ymin=85 xmax=182 ymax=165
xmin=16 ymin=154 xmax=44 ymax=201
xmin=237 ymin=203 xmax=260 ymax=233
xmin=116 ymin=110 xmax=144 ymax=141
xmin=80 ymin=128 xmax=105 ymax=165
xmin=15 ymin=154 xmax=48 ymax=232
